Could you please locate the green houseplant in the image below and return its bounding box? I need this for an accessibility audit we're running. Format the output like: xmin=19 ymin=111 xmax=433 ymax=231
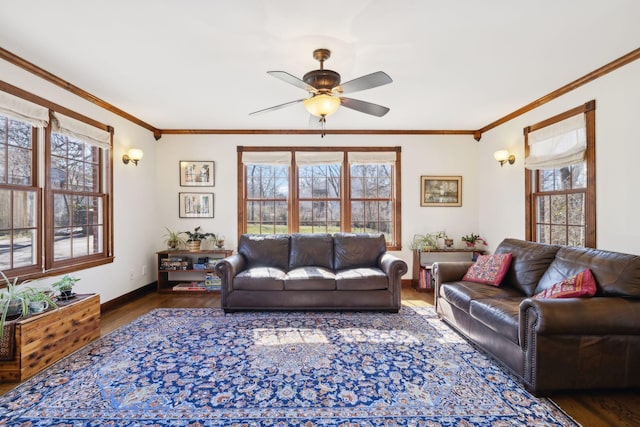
xmin=0 ymin=271 xmax=30 ymax=336
xmin=51 ymin=275 xmax=80 ymax=299
xmin=163 ymin=227 xmax=187 ymax=249
xmin=182 ymin=226 xmax=216 ymax=252
xmin=461 ymin=233 xmax=486 ymax=248
xmin=409 ymin=231 xmax=447 ymax=251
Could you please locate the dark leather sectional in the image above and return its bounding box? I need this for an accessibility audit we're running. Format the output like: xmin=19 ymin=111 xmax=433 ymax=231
xmin=433 ymin=238 xmax=640 ymax=395
xmin=216 ymin=232 xmax=408 ymax=312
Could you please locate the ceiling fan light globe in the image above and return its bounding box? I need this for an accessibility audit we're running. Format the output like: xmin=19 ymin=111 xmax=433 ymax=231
xmin=304 ymin=94 xmax=340 ymax=117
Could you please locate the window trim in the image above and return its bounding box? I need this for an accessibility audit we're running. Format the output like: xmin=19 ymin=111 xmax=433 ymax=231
xmin=0 ymin=83 xmax=114 ymax=281
xmin=524 ymin=100 xmax=596 ymax=247
xmin=237 ymin=146 xmax=402 ymax=250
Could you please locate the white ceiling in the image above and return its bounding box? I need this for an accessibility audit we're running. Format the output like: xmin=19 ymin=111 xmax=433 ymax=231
xmin=1 ymin=0 xmax=639 ymax=131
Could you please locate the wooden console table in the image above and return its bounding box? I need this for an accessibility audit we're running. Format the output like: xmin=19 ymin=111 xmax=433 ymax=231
xmin=412 ymin=249 xmax=483 ymax=291
xmin=0 ymin=293 xmax=100 ymax=382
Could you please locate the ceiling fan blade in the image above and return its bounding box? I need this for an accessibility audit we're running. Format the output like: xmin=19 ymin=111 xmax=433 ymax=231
xmin=249 ymin=99 xmax=306 ymax=115
xmin=336 ymin=71 xmax=392 ymax=94
xmin=267 ymin=71 xmax=316 ymax=92
xmin=340 ymin=97 xmax=390 ymax=117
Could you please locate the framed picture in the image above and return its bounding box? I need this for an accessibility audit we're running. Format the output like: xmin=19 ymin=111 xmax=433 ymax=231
xmin=421 ymin=176 xmax=462 ymax=207
xmin=180 ymin=160 xmax=215 ymax=187
xmin=179 ymin=192 xmax=214 ymax=218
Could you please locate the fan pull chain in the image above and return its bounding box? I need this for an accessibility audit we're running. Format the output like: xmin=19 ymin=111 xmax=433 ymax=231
xmin=320 ymin=116 xmax=326 ymax=138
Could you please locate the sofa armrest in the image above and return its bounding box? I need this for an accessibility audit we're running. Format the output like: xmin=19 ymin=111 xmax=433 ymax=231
xmin=214 ymin=253 xmax=247 ymax=299
xmin=432 ymin=261 xmax=474 ymax=284
xmin=520 ymin=297 xmax=640 ymax=341
xmin=379 ymin=253 xmax=408 ymax=308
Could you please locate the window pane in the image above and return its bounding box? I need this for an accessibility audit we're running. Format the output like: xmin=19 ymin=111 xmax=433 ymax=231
xmin=572 ymin=163 xmax=586 ymax=188
xmin=568 ymin=226 xmax=585 ymax=247
xmin=537 ymin=224 xmax=550 ymax=244
xmin=538 ymin=169 xmax=554 ymax=191
xmin=53 ymin=194 xmax=72 ymax=228
xmin=554 ymin=167 xmax=571 ymax=190
xmin=568 ymin=193 xmax=585 ymax=225
xmin=550 ymin=195 xmax=567 ymax=224
xmin=13 ymin=191 xmax=37 ymax=228
xmin=350 ymin=177 xmax=363 ymax=197
xmin=0 ymin=142 xmax=6 ymax=184
xmin=551 ymin=225 xmax=567 ymax=245
xmin=0 ymin=189 xmax=9 ymax=229
xmin=51 ymin=155 xmax=67 ymax=189
xmin=8 ymin=144 xmax=32 ymax=186
xmin=0 ymin=231 xmax=8 ymax=270
xmin=12 ymin=229 xmax=37 ymax=268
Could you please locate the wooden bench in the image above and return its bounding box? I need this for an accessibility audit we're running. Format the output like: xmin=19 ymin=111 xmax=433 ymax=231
xmin=0 ymin=293 xmax=100 ymax=382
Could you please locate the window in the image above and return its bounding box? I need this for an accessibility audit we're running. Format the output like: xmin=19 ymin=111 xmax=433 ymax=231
xmin=525 ymin=101 xmax=595 ymax=247
xmin=0 ymin=88 xmax=113 ymax=279
xmin=0 ymin=115 xmax=39 ymax=272
xmin=239 ymin=147 xmax=401 ymax=249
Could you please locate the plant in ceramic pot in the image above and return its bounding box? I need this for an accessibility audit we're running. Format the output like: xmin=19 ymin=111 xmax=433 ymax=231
xmin=182 ymin=226 xmax=216 ymax=252
xmin=0 ymin=271 xmax=31 ymax=337
xmin=51 ymin=275 xmax=80 ymax=300
xmin=163 ymin=227 xmax=186 ymax=250
xmin=24 ymin=287 xmax=58 ymax=315
xmin=461 ymin=233 xmax=486 ymax=248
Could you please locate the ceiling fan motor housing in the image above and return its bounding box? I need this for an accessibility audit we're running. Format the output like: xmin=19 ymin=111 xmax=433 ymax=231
xmin=303 ymin=69 xmax=341 ymax=92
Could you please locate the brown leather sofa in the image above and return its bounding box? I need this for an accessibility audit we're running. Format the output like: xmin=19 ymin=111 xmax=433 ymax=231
xmin=215 ymin=233 xmax=408 ymax=312
xmin=433 ymin=238 xmax=640 ymax=395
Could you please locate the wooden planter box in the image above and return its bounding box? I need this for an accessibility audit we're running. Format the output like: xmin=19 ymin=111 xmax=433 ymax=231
xmin=0 ymin=293 xmax=100 ymax=382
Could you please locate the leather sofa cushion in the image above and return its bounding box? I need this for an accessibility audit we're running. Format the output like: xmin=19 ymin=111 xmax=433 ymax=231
xmin=284 ymin=267 xmax=336 ymax=290
xmin=233 ymin=267 xmax=286 ymax=290
xmin=495 ymin=238 xmax=560 ymax=296
xmin=238 ymin=234 xmax=290 ymax=271
xmin=439 ymin=281 xmax=523 ymax=312
xmin=536 ymin=246 xmax=640 ymax=297
xmin=333 ymin=232 xmax=386 ymax=270
xmin=469 ymin=298 xmax=521 ymax=345
xmin=336 ymin=267 xmax=388 ymax=290
xmin=289 ymin=233 xmax=334 ymax=270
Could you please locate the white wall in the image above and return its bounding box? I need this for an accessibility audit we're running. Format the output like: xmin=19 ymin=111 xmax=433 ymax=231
xmin=1 ymin=60 xmax=159 ymax=303
xmin=4 ymin=54 xmax=637 ymax=303
xmin=155 ymin=133 xmax=482 ymax=274
xmin=477 ymin=60 xmax=640 ymax=255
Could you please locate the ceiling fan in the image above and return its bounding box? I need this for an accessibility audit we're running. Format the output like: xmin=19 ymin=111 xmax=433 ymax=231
xmin=250 ymin=48 xmax=392 ymax=136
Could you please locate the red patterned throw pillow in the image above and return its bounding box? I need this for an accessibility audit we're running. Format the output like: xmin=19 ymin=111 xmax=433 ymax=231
xmin=462 ymin=253 xmax=513 ymax=286
xmin=533 ymin=269 xmax=597 ymax=299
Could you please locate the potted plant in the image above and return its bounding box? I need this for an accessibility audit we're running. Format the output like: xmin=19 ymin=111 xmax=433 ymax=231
xmin=461 ymin=233 xmax=486 ymax=248
xmin=163 ymin=227 xmax=186 ymax=250
xmin=0 ymin=271 xmax=31 ymax=337
xmin=24 ymin=288 xmax=58 ymax=314
xmin=183 ymin=226 xmax=216 ymax=252
xmin=51 ymin=275 xmax=80 ymax=300
xmin=409 ymin=231 xmax=447 ymax=252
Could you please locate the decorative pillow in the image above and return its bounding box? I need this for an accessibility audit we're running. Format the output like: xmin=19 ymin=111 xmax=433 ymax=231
xmin=462 ymin=253 xmax=513 ymax=286
xmin=533 ymin=269 xmax=597 ymax=299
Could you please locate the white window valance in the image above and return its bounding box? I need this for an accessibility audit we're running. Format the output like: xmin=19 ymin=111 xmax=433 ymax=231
xmin=348 ymin=151 xmax=397 ymax=164
xmin=0 ymin=91 xmax=49 ymax=127
xmin=241 ymin=151 xmax=291 ymax=165
xmin=52 ymin=112 xmax=111 ymax=149
xmin=525 ymin=114 xmax=586 ymax=170
xmin=295 ymin=151 xmax=343 ymax=165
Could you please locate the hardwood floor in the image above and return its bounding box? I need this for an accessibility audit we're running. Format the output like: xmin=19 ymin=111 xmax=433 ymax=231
xmin=1 ymin=285 xmax=638 ymax=426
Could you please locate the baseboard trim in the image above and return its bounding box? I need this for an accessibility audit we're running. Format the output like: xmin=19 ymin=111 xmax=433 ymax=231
xmin=100 ymin=282 xmax=157 ymax=313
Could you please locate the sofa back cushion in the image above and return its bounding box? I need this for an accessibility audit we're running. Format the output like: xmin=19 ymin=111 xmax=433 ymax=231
xmin=238 ymin=234 xmax=290 ymax=271
xmin=494 ymin=238 xmax=561 ymax=296
xmin=535 ymin=246 xmax=640 ymax=297
xmin=289 ymin=233 xmax=334 ymax=270
xmin=333 ymin=232 xmax=386 ymax=270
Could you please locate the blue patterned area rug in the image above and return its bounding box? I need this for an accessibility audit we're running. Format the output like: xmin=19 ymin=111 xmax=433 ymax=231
xmin=0 ymin=307 xmax=577 ymax=426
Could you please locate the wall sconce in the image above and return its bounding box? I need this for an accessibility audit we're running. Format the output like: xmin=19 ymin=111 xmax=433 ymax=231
xmin=493 ymin=150 xmax=515 ymax=167
xmin=122 ymin=148 xmax=144 ymax=166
